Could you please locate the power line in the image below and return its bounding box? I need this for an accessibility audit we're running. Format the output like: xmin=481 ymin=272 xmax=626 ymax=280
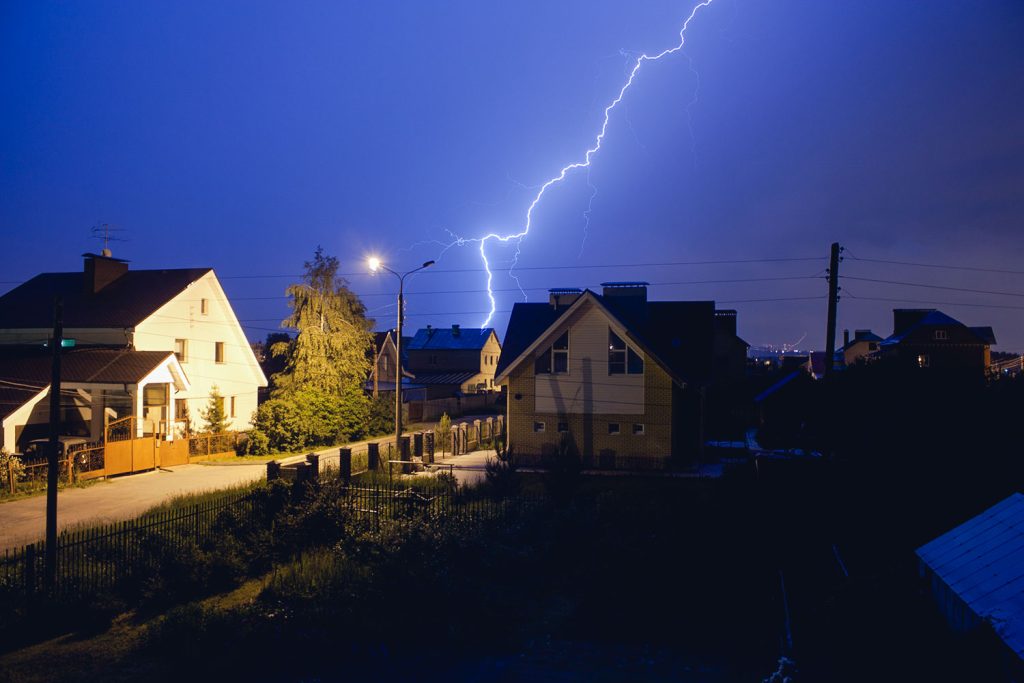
xmin=846 ymin=254 xmax=1024 ymax=277
xmin=840 ymin=275 xmax=1024 ymax=299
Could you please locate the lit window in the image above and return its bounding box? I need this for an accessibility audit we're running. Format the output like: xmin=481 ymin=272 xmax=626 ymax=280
xmin=533 ymin=421 xmax=546 ymax=433
xmin=608 ymin=329 xmax=643 ymax=375
xmin=608 ymin=423 xmax=620 ymax=435
xmin=215 ymin=342 xmax=225 ymax=364
xmin=632 ymin=423 xmax=645 ymax=435
xmin=174 ymin=338 xmax=187 ymax=363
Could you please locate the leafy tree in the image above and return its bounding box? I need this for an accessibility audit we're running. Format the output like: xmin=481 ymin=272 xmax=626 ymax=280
xmin=271 ymin=247 xmax=373 ymax=397
xmin=200 ymin=385 xmax=229 ymax=433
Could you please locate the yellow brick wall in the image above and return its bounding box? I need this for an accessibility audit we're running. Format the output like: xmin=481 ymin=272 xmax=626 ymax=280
xmin=506 ymin=359 xmax=675 ymax=466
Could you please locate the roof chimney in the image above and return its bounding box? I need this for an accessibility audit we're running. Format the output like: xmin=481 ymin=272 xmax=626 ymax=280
xmin=82 ymin=252 xmax=128 ymax=294
xmin=844 ymin=329 xmax=850 ymax=347
xmin=601 ymin=281 xmax=648 ymax=302
xmin=451 ymin=323 xmax=460 ymax=337
xmin=549 ymin=288 xmax=582 ymax=309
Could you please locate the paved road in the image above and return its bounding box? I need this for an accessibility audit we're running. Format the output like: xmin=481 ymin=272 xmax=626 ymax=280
xmin=0 ymin=463 xmax=265 ymax=550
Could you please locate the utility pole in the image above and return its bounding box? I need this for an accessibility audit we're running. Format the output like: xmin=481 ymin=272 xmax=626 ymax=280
xmin=824 ymin=242 xmax=842 ymax=380
xmin=45 ymin=297 xmax=63 ymax=590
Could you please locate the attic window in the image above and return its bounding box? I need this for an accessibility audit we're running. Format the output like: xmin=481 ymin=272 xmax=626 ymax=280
xmin=608 ymin=330 xmax=643 ymax=375
xmin=200 ymin=298 xmax=209 ymax=316
xmin=535 ymin=331 xmax=569 ymax=375
xmin=934 ymin=330 xmax=948 ymax=341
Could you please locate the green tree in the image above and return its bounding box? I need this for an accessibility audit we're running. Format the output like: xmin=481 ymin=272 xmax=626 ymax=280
xmin=271 ymin=247 xmax=373 ymax=397
xmin=200 ymin=385 xmax=229 ymax=433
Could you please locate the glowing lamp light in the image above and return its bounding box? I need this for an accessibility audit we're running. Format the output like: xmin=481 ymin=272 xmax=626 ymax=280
xmin=367 ymin=256 xmax=381 ymax=273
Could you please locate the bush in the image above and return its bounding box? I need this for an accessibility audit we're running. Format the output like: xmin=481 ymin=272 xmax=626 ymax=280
xmin=0 ymin=449 xmax=24 ymax=494
xmin=483 ymin=437 xmax=520 ymax=499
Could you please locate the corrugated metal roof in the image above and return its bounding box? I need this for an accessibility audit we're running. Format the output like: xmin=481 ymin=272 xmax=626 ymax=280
xmin=407 ymin=371 xmax=479 ymax=386
xmin=408 ymin=327 xmax=495 ymax=351
xmin=916 ymin=493 xmax=1024 ymax=658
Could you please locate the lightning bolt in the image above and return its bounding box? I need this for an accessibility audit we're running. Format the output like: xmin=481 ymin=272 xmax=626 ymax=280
xmin=446 ymin=0 xmax=717 ymax=326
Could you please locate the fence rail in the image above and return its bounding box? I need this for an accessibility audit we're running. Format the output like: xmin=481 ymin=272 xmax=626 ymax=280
xmin=0 ymin=481 xmax=535 ymax=605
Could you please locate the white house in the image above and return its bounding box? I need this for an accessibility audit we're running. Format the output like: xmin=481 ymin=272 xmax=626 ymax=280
xmin=0 ymin=252 xmax=266 ymax=451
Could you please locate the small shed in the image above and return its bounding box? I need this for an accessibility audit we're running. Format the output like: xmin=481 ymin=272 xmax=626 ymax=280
xmin=916 ymin=493 xmax=1024 ymax=673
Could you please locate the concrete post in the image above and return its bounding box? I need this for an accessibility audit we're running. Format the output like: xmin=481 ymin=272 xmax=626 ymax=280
xmin=367 ymin=442 xmax=380 ymax=471
xmin=400 ymin=435 xmax=411 ymax=474
xmin=413 ymin=432 xmax=424 ymax=458
xmin=473 ymin=420 xmax=482 ymax=449
xmin=338 ymin=447 xmax=352 ymax=484
xmin=424 ymin=431 xmax=435 ymax=464
xmin=306 ymin=453 xmax=320 ymax=483
xmin=267 ymin=460 xmax=281 ymax=482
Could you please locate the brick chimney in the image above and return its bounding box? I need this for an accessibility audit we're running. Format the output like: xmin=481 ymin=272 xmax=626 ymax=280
xmin=451 ymin=324 xmax=460 ymax=337
xmin=83 ymin=252 xmax=128 ymax=294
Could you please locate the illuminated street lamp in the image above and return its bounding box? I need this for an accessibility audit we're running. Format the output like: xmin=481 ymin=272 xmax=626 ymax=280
xmin=368 ymin=257 xmax=435 ymax=462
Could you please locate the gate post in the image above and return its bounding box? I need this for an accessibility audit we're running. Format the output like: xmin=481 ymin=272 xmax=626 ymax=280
xmin=338 ymin=447 xmax=352 ymax=484
xmin=267 ymin=460 xmax=281 ymax=482
xmin=424 ymin=431 xmax=435 ymax=464
xmin=306 ymin=453 xmax=320 ymax=483
xmin=413 ymin=432 xmax=424 ymax=459
xmin=399 ymin=436 xmax=411 ymax=474
xmin=367 ymin=442 xmax=380 ymax=471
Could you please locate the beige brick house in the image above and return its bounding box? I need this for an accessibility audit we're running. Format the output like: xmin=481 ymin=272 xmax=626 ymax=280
xmin=495 ymin=283 xmax=746 ymax=469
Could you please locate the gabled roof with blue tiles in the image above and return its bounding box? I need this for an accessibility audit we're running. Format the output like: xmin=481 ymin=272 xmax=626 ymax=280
xmin=408 ymin=327 xmax=497 ymax=351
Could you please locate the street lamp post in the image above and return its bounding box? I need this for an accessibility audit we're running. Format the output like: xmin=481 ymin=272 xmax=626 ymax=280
xmin=368 ymin=257 xmax=434 ymax=462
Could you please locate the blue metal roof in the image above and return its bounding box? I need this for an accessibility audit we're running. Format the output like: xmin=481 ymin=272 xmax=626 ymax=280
xmin=917 ymin=493 xmax=1024 ymax=658
xmin=408 ymin=327 xmax=495 ymax=351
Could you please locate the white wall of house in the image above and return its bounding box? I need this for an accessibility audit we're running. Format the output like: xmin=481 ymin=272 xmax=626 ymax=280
xmin=534 ymin=302 xmax=645 ymax=415
xmin=133 ymin=272 xmax=266 ymax=431
xmin=1 ymin=388 xmax=48 ymax=453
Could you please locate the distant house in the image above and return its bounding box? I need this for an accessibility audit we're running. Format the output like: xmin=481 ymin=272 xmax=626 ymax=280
xmin=367 ymin=329 xmax=416 ymax=397
xmin=0 ymin=252 xmax=267 ymax=452
xmin=494 ymin=282 xmax=748 ymax=468
xmin=406 ymin=325 xmax=502 ymax=398
xmin=917 ymin=493 xmax=1024 ymax=679
xmin=838 ymin=328 xmax=883 ymax=367
xmin=879 ymin=309 xmax=995 ymax=374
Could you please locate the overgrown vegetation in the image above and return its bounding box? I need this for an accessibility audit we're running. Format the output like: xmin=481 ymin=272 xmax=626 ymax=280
xmin=199 ymin=385 xmax=228 ymax=433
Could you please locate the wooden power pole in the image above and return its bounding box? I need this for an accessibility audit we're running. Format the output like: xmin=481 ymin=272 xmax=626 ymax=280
xmin=45 ymin=297 xmax=63 ymax=590
xmin=824 ymin=242 xmax=841 ymax=380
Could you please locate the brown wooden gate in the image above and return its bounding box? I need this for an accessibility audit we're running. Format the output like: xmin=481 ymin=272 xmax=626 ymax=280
xmin=103 ymin=438 xmax=157 ymax=476
xmin=158 ymin=439 xmax=190 ymax=467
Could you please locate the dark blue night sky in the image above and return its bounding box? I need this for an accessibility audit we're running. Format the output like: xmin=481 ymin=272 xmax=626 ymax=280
xmin=3 ymin=1 xmax=1022 ymax=349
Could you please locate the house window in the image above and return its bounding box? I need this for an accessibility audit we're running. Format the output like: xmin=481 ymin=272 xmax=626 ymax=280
xmin=215 ymin=341 xmax=225 ymax=364
xmin=557 ymin=422 xmax=568 ymax=433
xmin=534 ymin=331 xmax=569 ymax=375
xmin=230 ymin=396 xmax=236 ymax=418
xmin=174 ymin=338 xmax=187 ymax=363
xmin=632 ymin=423 xmax=645 ymax=435
xmin=917 ymin=354 xmax=930 ymax=368
xmin=175 ymin=400 xmax=188 ymax=420
xmin=382 ymin=355 xmax=389 ymax=372
xmin=608 ymin=422 xmax=620 ymax=435
xmin=934 ymin=330 xmax=948 ymax=341
xmin=533 ymin=421 xmax=546 ymax=433
xmin=608 ymin=329 xmax=644 ymax=375
xmin=143 ymin=384 xmax=166 ymax=407
xmin=430 ymin=354 xmax=438 ymax=365
xmin=200 ymin=298 xmax=209 ymax=315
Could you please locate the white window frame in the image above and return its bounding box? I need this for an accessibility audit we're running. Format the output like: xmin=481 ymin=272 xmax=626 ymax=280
xmin=174 ymin=338 xmax=188 ymax=363
xmin=934 ymin=329 xmax=948 ymax=341
xmin=608 ymin=422 xmax=620 ymax=435
xmin=533 ymin=421 xmax=546 ymax=433
xmin=215 ymin=341 xmax=225 ymax=364
xmin=200 ymin=298 xmax=209 ymax=316
xmin=632 ymin=423 xmax=645 ymax=436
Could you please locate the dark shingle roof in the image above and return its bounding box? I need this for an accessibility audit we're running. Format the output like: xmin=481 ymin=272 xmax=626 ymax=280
xmin=0 ymin=269 xmax=211 ymax=329
xmin=409 ymin=327 xmax=496 ymax=351
xmin=0 ymin=347 xmax=176 ymax=418
xmin=495 ymin=292 xmax=716 ymax=386
xmin=882 ymin=310 xmax=996 ymax=346
xmin=407 ymin=371 xmax=479 ymax=386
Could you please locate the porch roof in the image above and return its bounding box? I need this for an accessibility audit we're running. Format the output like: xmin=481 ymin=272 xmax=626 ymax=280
xmin=0 ymin=347 xmax=184 ymax=417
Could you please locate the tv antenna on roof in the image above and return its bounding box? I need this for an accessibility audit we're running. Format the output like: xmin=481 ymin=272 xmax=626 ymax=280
xmin=90 ymin=223 xmax=128 ymax=257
